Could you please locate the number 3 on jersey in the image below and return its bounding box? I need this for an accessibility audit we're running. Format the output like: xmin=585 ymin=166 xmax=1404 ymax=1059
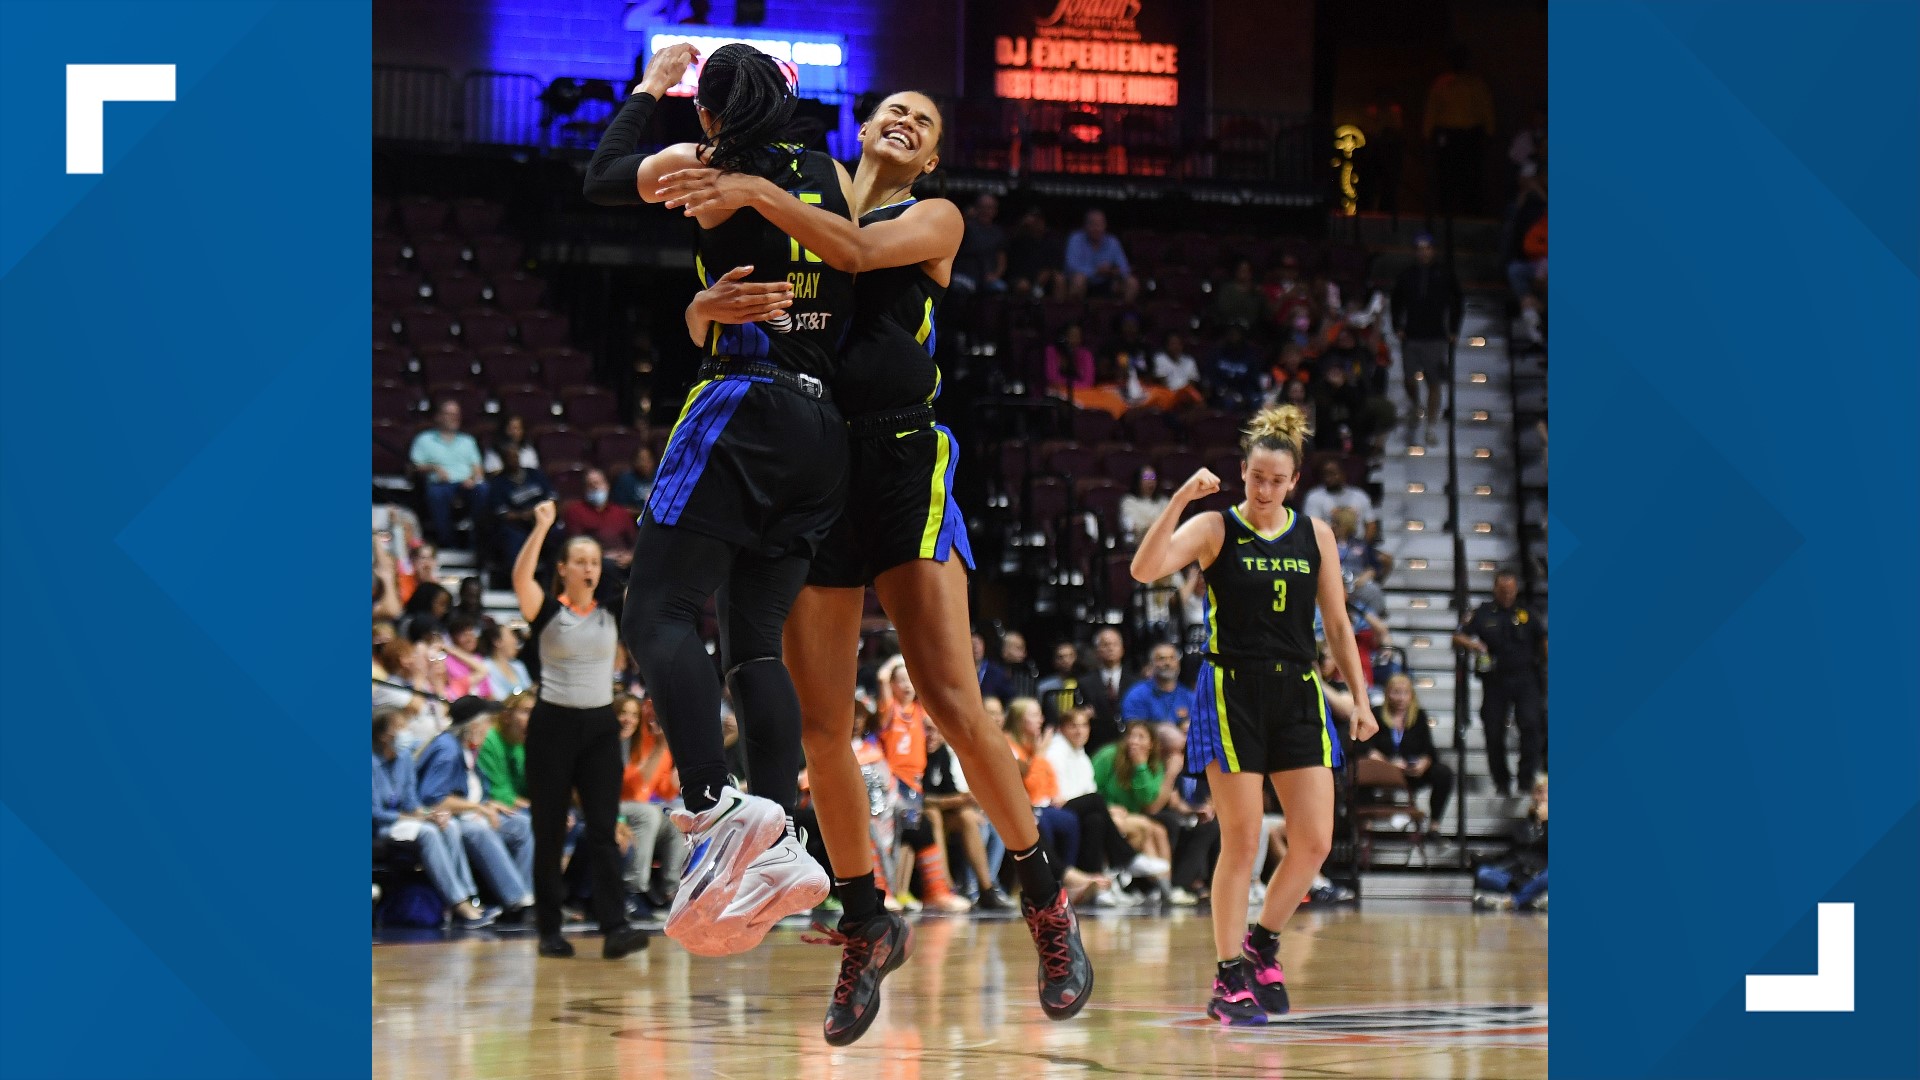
xmin=789 ymin=192 xmax=824 ymax=263
xmin=1272 ymin=579 xmax=1287 ymax=612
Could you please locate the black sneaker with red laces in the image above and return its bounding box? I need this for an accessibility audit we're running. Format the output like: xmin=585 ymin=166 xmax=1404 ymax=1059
xmin=1021 ymin=887 xmax=1095 ymax=1020
xmin=812 ymin=911 xmax=912 ymax=1046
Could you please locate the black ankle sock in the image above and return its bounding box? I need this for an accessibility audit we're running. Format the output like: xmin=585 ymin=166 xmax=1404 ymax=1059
xmin=1010 ymin=843 xmax=1061 ymax=899
xmin=1248 ymin=924 xmax=1279 ymax=953
xmin=834 ymin=872 xmax=881 ymax=928
xmin=1216 ymin=958 xmax=1246 ymax=979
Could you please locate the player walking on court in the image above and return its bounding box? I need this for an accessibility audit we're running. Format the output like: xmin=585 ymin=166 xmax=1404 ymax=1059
xmin=580 ymin=42 xmax=850 ymax=954
xmin=660 ymin=90 xmax=1093 ymax=1043
xmin=1129 ymin=405 xmax=1379 ymax=1026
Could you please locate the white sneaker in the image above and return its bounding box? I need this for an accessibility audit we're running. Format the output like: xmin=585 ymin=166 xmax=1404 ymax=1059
xmin=1167 ymin=887 xmax=1199 ymax=907
xmin=1247 ymin=881 xmax=1268 ymax=908
xmin=1128 ymin=853 xmax=1171 ymax=878
xmin=682 ymin=819 xmax=831 ymax=957
xmin=663 ymin=785 xmax=789 ymax=952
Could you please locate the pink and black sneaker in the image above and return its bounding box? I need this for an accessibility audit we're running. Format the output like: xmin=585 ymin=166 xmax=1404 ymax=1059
xmin=1206 ymin=961 xmax=1268 ymax=1026
xmin=1241 ymin=930 xmax=1290 ymax=1015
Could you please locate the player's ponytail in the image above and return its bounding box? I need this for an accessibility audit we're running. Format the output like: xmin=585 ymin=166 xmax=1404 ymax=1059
xmin=696 ymin=44 xmax=797 ymax=177
xmin=1241 ymin=404 xmax=1312 ymax=467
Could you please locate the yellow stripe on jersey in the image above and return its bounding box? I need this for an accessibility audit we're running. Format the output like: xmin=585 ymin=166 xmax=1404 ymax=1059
xmin=917 ymin=427 xmax=953 ymax=558
xmin=914 ymin=296 xmax=934 ymax=347
xmin=667 ymin=378 xmax=715 ymax=437
xmin=1215 ymin=666 xmax=1239 ymax=773
xmin=1205 ymin=584 xmax=1220 ymax=653
xmin=1309 ymin=670 xmax=1331 ymax=768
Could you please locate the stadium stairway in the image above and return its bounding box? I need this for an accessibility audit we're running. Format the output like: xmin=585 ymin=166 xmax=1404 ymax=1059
xmin=1369 ymin=295 xmax=1540 ymax=867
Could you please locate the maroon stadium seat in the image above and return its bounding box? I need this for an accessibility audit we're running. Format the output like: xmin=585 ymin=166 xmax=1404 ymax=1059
xmin=373 ymin=269 xmax=426 ymax=308
xmin=549 ymin=461 xmax=589 ymax=502
xmin=395 ymin=305 xmax=456 ymax=346
xmin=470 ymin=236 xmax=525 ymax=277
xmin=560 ymin=385 xmax=618 ymax=428
xmin=488 ymin=272 xmax=545 ymax=313
xmin=373 ymin=196 xmax=393 ymax=230
xmin=476 ymin=346 xmax=538 ymax=388
xmin=1101 ymin=447 xmax=1150 ymax=486
xmin=592 ymin=427 xmax=645 ymax=471
xmin=372 ymin=232 xmax=406 ymax=269
xmin=1188 ymin=411 xmax=1244 ymax=448
xmin=1026 ymin=476 xmax=1069 ymax=533
xmin=420 ymin=349 xmax=477 ymax=388
xmin=426 ymin=381 xmax=487 ymax=421
xmin=371 ymin=342 xmax=410 ymax=382
xmin=1071 ymin=408 xmax=1117 ymax=444
xmin=456 ymin=308 xmax=515 ymax=349
xmin=533 ymin=426 xmax=590 ymax=464
xmin=372 ymin=380 xmax=421 ymax=424
xmin=412 ymin=234 xmax=468 ymax=277
xmin=539 ymin=347 xmax=591 ymax=390
xmin=1156 ymin=449 xmax=1205 ymax=490
xmin=433 ymin=273 xmax=487 ymax=311
xmin=1104 ymin=554 xmax=1139 ymax=612
xmin=517 ymin=311 xmax=572 ymax=350
xmin=1046 ymin=443 xmax=1097 ymax=480
xmin=496 ymin=384 xmax=557 ymax=424
xmin=1123 ymin=409 xmax=1174 ymax=448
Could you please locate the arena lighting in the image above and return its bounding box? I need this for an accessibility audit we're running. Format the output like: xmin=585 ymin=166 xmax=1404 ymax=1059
xmin=1416 ymin=677 xmax=1435 ymax=689
xmin=1406 ymin=521 xmax=1426 ymax=532
xmin=1474 ymin=448 xmax=1492 ymax=459
xmin=1470 ymin=372 xmax=1488 ymax=383
xmin=1468 ymin=336 xmax=1487 ymax=347
xmin=1407 ymin=445 xmax=1426 ymax=457
xmin=1477 ymin=560 xmax=1498 ymax=572
xmin=1407 ymin=559 xmax=1429 ymax=570
xmin=1409 ymin=598 xmax=1430 ymax=608
xmin=643 ymin=28 xmax=846 ymax=97
xmin=1471 ymin=410 xmax=1490 ymax=421
xmin=1412 ymin=636 xmax=1432 ymax=648
xmin=1474 ymin=484 xmax=1493 ymax=496
xmin=1474 ymin=523 xmax=1494 ymax=534
xmin=1407 ymin=481 xmax=1426 ymax=493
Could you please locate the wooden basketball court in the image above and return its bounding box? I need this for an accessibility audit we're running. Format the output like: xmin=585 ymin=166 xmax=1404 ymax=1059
xmin=373 ymin=905 xmax=1546 ymax=1078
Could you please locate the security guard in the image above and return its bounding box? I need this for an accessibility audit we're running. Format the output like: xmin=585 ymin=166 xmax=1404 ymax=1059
xmin=1452 ymin=571 xmax=1546 ymax=797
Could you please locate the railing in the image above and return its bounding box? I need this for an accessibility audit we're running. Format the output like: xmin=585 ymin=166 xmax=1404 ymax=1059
xmin=1447 ymin=339 xmax=1473 ymax=863
xmin=463 ymin=71 xmax=547 ymax=148
xmin=373 ymin=65 xmax=457 ymax=144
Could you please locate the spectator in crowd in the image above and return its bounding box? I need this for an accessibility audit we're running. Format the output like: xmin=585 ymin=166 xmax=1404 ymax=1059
xmin=1206 ymin=323 xmax=1266 ymax=410
xmin=1261 ymin=255 xmax=1314 ymax=333
xmin=1035 ymin=640 xmax=1086 ymax=727
xmin=1391 ymin=233 xmax=1463 ymax=443
xmin=1083 ymin=628 xmax=1142 ymax=747
xmin=616 ymin=693 xmax=682 ymax=911
xmin=1474 ymin=774 xmax=1547 ymax=911
xmin=398 ymin=581 xmax=453 ymax=643
xmin=923 ymin=719 xmax=1011 ymax=910
xmin=561 ymin=469 xmax=638 ymax=565
xmin=1508 ymin=105 xmax=1547 ymax=183
xmin=1162 ymin=764 xmax=1217 ymax=905
xmin=450 ymin=577 xmax=489 ymax=627
xmin=1307 ymin=359 xmax=1373 ymax=455
xmin=1151 ymin=332 xmax=1206 ymax=410
xmin=1303 ymin=458 xmax=1380 ymax=543
xmin=483 ymin=414 xmax=540 ymax=475
xmin=1362 ymin=674 xmax=1454 ymax=843
xmin=974 ymin=632 xmax=1015 ymax=704
xmin=373 ymin=709 xmax=499 ymax=927
xmin=373 ymin=539 xmax=404 ymax=622
xmin=475 ymin=689 xmax=533 ymax=809
xmin=481 ymin=624 xmax=532 ymax=699
xmin=1423 ymin=45 xmax=1497 ymax=216
xmin=1453 ymin=571 xmax=1547 ymax=798
xmin=1062 ymin=208 xmax=1140 ymax=303
xmin=414 ymin=697 xmax=537 ymax=913
xmin=951 ymin=192 xmax=1008 ymax=295
xmin=876 ymin=658 xmax=971 ymax=913
xmin=1044 ymin=707 xmax=1140 ymax=906
xmin=377 ymin=639 xmax=449 ymax=758
xmin=410 ymin=399 xmax=490 ymax=548
xmin=610 ymin=445 xmax=657 ymax=512
xmin=1502 ymin=169 xmax=1547 ymax=306
xmin=1005 ymin=207 xmax=1061 ymax=299
xmin=1003 ymin=697 xmax=1082 ymax=878
xmin=1120 ymin=467 xmax=1169 ymax=546
xmin=1048 ymin=324 xmax=1132 ymax=417
xmin=999 ymin=632 xmax=1039 ymax=701
xmin=489 ymin=454 xmax=556 ymax=574
xmin=441 ymin=615 xmax=494 ymax=699
xmin=1091 ymin=721 xmax=1174 ymax=888
xmin=1330 ymin=506 xmax=1393 ymax=589
xmin=1120 ymin=643 xmax=1196 ymax=733
xmin=1210 ymin=259 xmax=1264 ymax=331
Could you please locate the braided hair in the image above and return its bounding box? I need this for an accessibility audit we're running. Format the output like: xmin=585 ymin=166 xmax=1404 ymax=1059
xmin=696 ymin=43 xmax=796 ymax=176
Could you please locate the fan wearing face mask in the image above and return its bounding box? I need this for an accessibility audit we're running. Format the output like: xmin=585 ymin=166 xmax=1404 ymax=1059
xmin=561 ymin=468 xmax=638 ymax=570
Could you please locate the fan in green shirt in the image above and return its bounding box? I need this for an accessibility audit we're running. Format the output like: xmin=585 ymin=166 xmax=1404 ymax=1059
xmin=1091 ymin=721 xmax=1168 ymax=813
xmin=474 ymin=697 xmax=531 ymax=806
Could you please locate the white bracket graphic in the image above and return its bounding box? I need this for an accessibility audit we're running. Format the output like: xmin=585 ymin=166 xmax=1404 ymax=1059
xmin=66 ymin=64 xmax=176 ymax=174
xmin=1745 ymin=902 xmax=1854 ymax=1012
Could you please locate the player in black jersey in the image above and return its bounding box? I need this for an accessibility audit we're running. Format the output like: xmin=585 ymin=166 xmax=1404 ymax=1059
xmin=661 ymin=93 xmax=1091 ymax=1042
xmin=1130 ymin=405 xmax=1380 ymax=1027
xmin=580 ymin=43 xmax=850 ymax=957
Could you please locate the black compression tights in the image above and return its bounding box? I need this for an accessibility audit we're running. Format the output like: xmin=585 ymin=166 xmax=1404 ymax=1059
xmin=621 ymin=520 xmax=809 ymax=815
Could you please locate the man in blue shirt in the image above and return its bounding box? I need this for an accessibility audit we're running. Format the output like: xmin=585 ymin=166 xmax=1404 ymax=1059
xmin=1062 ymin=208 xmax=1140 ymax=304
xmin=1120 ymin=643 xmax=1195 ymax=731
xmin=409 ymin=399 xmax=490 ymax=547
